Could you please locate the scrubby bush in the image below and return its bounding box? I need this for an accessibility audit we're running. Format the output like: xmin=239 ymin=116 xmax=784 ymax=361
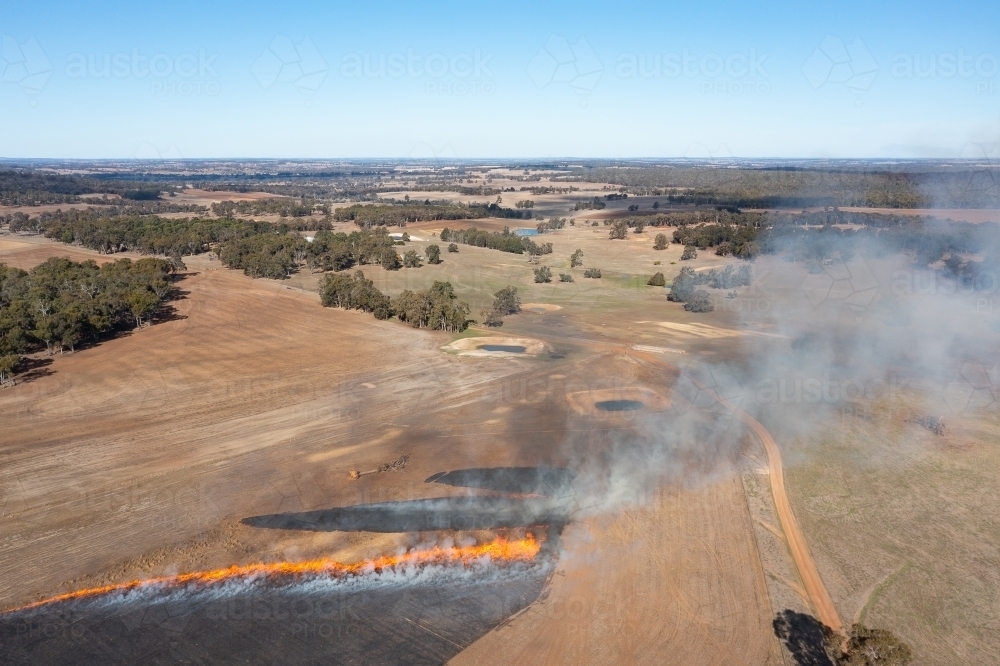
xmin=534 ymin=266 xmax=552 ymax=283
xmin=647 ymin=272 xmax=665 ymax=286
xmin=559 ymin=273 xmax=574 ymax=282
xmin=584 ymin=268 xmax=602 ymax=278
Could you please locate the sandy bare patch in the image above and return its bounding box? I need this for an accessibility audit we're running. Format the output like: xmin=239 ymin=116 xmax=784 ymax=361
xmin=521 ymin=302 xmax=563 ymax=313
xmin=0 ymin=238 xmax=32 ymax=251
xmin=564 ymin=386 xmax=671 ymax=416
xmin=441 ymin=336 xmax=549 ymax=357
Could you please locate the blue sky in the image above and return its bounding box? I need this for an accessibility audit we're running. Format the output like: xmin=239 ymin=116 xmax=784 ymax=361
xmin=1 ymin=0 xmax=998 ymax=158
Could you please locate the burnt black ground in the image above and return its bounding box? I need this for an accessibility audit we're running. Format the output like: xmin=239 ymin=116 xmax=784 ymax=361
xmin=0 ymin=569 xmax=548 ymax=665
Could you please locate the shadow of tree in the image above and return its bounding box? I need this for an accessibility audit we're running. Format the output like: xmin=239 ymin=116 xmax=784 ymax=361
xmin=10 ymin=356 xmax=54 ymax=385
xmin=773 ymin=609 xmax=835 ymax=666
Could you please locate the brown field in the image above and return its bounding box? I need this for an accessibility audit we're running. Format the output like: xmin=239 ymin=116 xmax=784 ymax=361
xmin=3 ymin=217 xmax=999 ymax=664
xmin=0 ymin=235 xmax=788 ymax=664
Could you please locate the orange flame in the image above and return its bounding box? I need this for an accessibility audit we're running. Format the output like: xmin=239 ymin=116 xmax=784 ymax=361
xmin=12 ymin=534 xmax=542 ymax=612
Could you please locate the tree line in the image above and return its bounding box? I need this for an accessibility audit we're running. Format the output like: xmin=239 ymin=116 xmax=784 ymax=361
xmin=557 ymin=166 xmax=930 ymax=208
xmin=0 ymin=257 xmax=177 ymax=383
xmin=335 ymin=202 xmax=531 ymax=228
xmin=211 ymin=198 xmax=329 ymax=219
xmin=440 ymin=226 xmax=526 ymax=254
xmin=320 ymin=273 xmax=471 ymax=332
xmin=7 ymin=208 xmax=430 ymax=280
xmin=26 ymin=208 xmax=269 ymax=256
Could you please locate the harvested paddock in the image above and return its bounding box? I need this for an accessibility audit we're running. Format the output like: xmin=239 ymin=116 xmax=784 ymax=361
xmin=452 ymin=478 xmax=784 ymax=666
xmin=2 ymin=236 xmax=782 ymax=665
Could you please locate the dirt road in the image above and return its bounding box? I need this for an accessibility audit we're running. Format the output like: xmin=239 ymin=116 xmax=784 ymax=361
xmin=595 ymin=345 xmax=845 ymax=634
xmin=704 ymin=387 xmax=844 ymax=633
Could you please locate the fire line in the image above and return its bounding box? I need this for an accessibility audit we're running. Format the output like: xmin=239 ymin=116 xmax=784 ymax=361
xmin=9 ymin=534 xmax=542 ymax=613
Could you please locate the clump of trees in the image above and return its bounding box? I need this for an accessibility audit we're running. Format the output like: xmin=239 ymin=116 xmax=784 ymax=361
xmin=318 ymin=270 xmax=392 ymax=319
xmin=609 ymin=220 xmax=629 ymax=240
xmin=683 ymin=291 xmax=713 ymax=312
xmin=305 ymin=228 xmax=400 ymax=273
xmin=667 ymin=264 xmax=753 ymax=310
xmin=647 ymin=272 xmax=665 ymax=286
xmin=0 ymin=257 xmax=176 ymax=381
xmin=218 ymin=232 xmax=306 ymax=279
xmin=426 ymin=244 xmax=441 ymax=264
xmin=521 ymin=237 xmax=553 ymax=261
xmin=700 ymin=264 xmax=753 ymax=289
xmin=440 ymin=226 xmax=525 ymax=254
xmin=570 ymin=249 xmax=583 ymax=267
xmin=534 ymin=266 xmax=553 ymax=283
xmin=831 ymin=623 xmax=913 ymax=665
xmin=480 ymin=285 xmax=520 ymax=327
xmin=403 ymin=250 xmax=422 ymax=268
xmin=672 ymin=223 xmax=759 ymax=258
xmin=574 ymin=196 xmax=606 ymax=210
xmin=393 ymin=281 xmax=471 ymax=332
xmin=667 ymin=264 xmax=753 ymax=312
xmin=536 ymin=217 xmax=566 ymax=232
xmin=774 ymin=612 xmax=912 ymax=666
xmin=668 ymin=266 xmax=699 ymax=304
xmin=654 ymin=233 xmax=668 ymax=250
xmin=681 ymin=246 xmax=697 ymax=260
xmin=584 ymin=268 xmax=602 ymax=278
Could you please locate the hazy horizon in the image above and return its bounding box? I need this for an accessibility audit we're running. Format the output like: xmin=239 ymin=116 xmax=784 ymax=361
xmin=2 ymin=0 xmax=998 ymax=160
